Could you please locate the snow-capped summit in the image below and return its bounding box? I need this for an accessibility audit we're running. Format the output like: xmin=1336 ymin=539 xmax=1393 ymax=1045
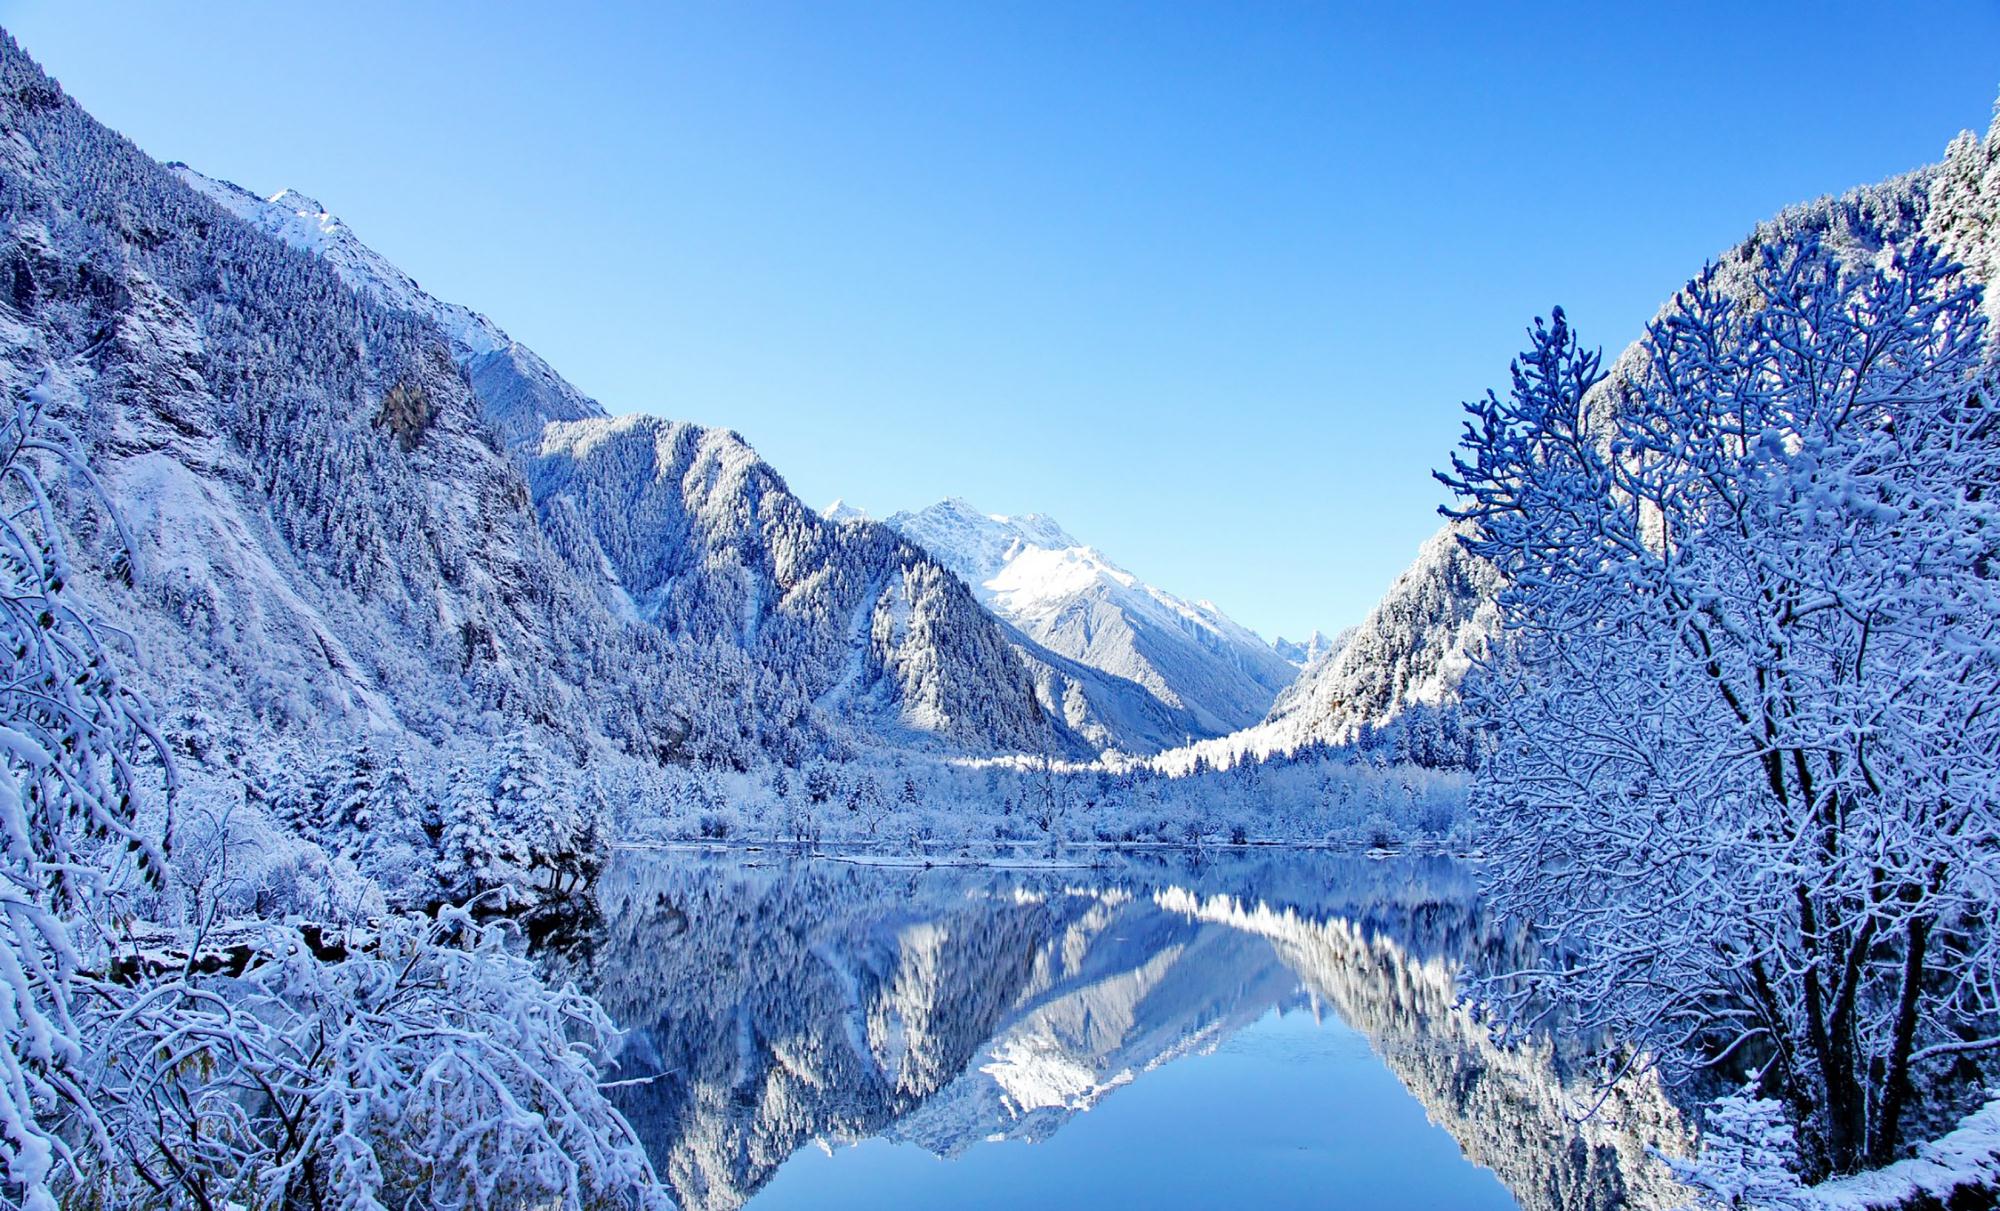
xmin=169 ymin=165 xmax=601 ymax=445
xmin=820 ymin=498 xmax=871 ymax=524
xmin=887 ymin=499 xmax=1299 ymax=737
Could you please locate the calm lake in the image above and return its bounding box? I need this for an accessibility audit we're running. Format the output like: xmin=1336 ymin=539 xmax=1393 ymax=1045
xmin=545 ymin=846 xmax=1692 ymax=1211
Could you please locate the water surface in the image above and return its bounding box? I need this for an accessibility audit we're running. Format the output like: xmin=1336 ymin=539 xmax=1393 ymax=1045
xmin=550 ymin=846 xmax=1690 ymax=1211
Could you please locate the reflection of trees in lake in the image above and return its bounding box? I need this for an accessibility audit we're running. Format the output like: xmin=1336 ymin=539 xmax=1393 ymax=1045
xmin=1161 ymin=889 xmax=1692 ymax=1211
xmin=554 ymin=849 xmax=1690 ymax=1211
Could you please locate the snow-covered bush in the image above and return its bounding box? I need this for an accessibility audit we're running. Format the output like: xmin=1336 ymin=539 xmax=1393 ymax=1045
xmin=68 ymin=910 xmax=665 ymax=1209
xmin=1670 ymin=1092 xmax=1811 ymax=1211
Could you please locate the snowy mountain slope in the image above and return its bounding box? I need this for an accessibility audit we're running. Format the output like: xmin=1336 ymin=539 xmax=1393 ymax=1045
xmin=168 ymin=166 xmax=1096 ymax=756
xmin=170 ymin=166 xmax=603 ymax=446
xmin=527 ymin=416 xmax=1068 ymax=752
xmin=0 ymin=49 xmax=695 ymax=776
xmin=0 ymin=29 xmax=1082 ymax=810
xmin=887 ymin=499 xmax=1300 ymax=739
xmin=819 ymin=497 xmax=870 ymax=525
xmin=1256 ymin=520 xmax=1499 ymax=747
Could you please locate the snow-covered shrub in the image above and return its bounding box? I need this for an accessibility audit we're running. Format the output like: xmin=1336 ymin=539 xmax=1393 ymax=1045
xmin=171 ymin=791 xmax=385 ymax=925
xmin=1358 ymin=810 xmax=1406 ymax=850
xmin=1669 ymin=1093 xmax=1810 ymax=1210
xmin=69 ymin=910 xmax=665 ymax=1209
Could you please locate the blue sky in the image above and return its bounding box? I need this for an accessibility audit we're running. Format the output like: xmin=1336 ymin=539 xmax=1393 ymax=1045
xmin=5 ymin=2 xmax=1998 ymax=639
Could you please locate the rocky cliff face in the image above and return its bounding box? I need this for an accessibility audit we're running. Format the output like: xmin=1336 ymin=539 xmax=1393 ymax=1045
xmin=530 ymin=417 xmax=1065 ymax=753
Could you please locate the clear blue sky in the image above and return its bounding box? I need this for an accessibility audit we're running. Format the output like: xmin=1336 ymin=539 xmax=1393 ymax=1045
xmin=5 ymin=2 xmax=1997 ymax=639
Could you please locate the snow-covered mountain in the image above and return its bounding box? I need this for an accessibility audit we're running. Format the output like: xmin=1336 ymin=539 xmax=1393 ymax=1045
xmin=886 ymin=499 xmax=1300 ymax=739
xmin=819 ymin=497 xmax=870 ymax=525
xmin=170 ymin=168 xmax=602 ymax=446
xmin=1256 ymin=521 xmax=1499 ymax=748
xmin=173 ymin=165 xmax=1195 ymax=758
xmin=0 ymin=32 xmax=1096 ymax=803
xmin=1272 ymin=629 xmax=1342 ymax=668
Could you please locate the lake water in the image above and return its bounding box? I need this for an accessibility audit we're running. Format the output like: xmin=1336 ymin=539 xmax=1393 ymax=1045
xmin=548 ymin=846 xmax=1692 ymax=1211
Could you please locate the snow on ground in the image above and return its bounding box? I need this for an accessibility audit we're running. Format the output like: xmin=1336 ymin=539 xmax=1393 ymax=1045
xmin=1804 ymin=1097 xmax=2000 ymax=1209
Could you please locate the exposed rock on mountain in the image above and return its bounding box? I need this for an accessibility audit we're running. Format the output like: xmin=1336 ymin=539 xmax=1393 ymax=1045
xmin=527 ymin=416 xmax=1065 ymax=753
xmin=1272 ymin=629 xmax=1341 ymax=668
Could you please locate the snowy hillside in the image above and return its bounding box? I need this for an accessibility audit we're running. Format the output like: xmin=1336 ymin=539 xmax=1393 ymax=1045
xmin=169 ymin=166 xmax=1181 ymax=758
xmin=528 ymin=416 xmax=1064 ymax=752
xmin=0 ymin=29 xmax=1099 ymax=832
xmin=171 ymin=167 xmax=603 ymax=446
xmin=1258 ymin=521 xmax=1499 ymax=747
xmin=886 ymin=499 xmax=1300 ymax=739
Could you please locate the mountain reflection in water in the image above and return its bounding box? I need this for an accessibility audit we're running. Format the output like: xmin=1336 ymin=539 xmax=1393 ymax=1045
xmin=544 ymin=847 xmax=1692 ymax=1211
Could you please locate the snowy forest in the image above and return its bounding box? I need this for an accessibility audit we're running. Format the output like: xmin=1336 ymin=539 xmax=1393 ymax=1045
xmin=3 ymin=16 xmax=2000 ymax=1211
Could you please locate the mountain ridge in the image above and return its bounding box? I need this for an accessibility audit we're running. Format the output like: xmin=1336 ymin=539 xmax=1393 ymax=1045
xmin=0 ymin=30 xmax=1101 ymax=806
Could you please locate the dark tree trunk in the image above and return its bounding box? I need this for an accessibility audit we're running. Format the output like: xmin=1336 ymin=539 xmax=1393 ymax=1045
xmin=1871 ymin=914 xmax=1932 ymax=1168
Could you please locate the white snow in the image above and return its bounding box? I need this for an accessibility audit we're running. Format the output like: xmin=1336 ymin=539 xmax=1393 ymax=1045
xmin=1804 ymin=1097 xmax=2000 ymax=1209
xmin=886 ymin=498 xmax=1300 ymax=738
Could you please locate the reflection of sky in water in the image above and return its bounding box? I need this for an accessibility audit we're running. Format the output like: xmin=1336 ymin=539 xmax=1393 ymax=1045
xmin=752 ymin=1004 xmax=1518 ymax=1210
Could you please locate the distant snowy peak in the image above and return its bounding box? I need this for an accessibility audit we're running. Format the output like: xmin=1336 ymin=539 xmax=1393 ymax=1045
xmin=1272 ymin=629 xmax=1341 ymax=668
xmin=886 ymin=499 xmax=1299 ymax=738
xmin=170 ymin=164 xmax=601 ymax=444
xmin=820 ymin=498 xmax=871 ymax=524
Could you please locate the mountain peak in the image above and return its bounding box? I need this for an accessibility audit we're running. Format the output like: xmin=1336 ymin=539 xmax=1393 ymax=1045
xmin=1272 ymin=629 xmax=1339 ymax=668
xmin=821 ymin=498 xmax=870 ymax=524
xmin=266 ymin=187 xmax=332 ymax=220
xmin=886 ymin=499 xmax=1298 ymax=737
xmin=172 ymin=163 xmax=602 ymax=444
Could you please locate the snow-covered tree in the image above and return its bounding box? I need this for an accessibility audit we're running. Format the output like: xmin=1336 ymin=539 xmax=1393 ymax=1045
xmin=316 ymin=739 xmax=383 ymax=854
xmin=431 ymin=758 xmax=516 ymax=904
xmin=1670 ymin=1091 xmax=1811 ymax=1210
xmin=1441 ymin=237 xmax=2000 ymax=1175
xmin=803 ymin=762 xmax=836 ymax=805
xmin=0 ymin=382 xmax=174 ymax=1207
